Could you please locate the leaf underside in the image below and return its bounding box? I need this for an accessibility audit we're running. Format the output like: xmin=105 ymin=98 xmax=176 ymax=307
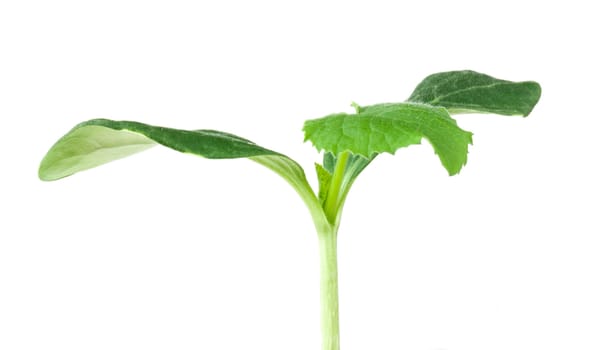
xmin=304 ymin=103 xmax=473 ymax=175
xmin=39 ymin=118 xmax=292 ymax=181
xmin=407 ymin=70 xmax=541 ymax=116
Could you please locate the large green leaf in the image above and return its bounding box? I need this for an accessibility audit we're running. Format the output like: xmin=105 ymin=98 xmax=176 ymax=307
xmin=38 ymin=118 xmax=306 ymax=182
xmin=38 ymin=119 xmax=287 ymax=181
xmin=407 ymin=70 xmax=541 ymax=116
xmin=38 ymin=119 xmax=325 ymax=222
xmin=303 ymin=103 xmax=473 ymax=175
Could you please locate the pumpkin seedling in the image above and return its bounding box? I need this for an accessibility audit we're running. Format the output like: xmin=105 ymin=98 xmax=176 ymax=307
xmin=39 ymin=70 xmax=541 ymax=350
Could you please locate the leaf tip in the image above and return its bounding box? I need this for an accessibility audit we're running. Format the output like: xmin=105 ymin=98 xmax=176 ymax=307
xmin=521 ymin=81 xmax=542 ymax=117
xmin=37 ymin=166 xmax=51 ymax=181
xmin=38 ymin=152 xmax=61 ymax=181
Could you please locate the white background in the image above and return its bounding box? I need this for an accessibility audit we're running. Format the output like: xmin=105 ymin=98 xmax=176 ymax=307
xmin=1 ymin=1 xmax=602 ymax=349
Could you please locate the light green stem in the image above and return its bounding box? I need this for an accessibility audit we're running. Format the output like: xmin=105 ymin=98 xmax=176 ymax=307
xmin=318 ymin=228 xmax=340 ymax=350
xmin=324 ymin=152 xmax=350 ymax=225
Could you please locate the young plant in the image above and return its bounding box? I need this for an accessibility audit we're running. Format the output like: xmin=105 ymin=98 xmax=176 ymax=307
xmin=39 ymin=70 xmax=541 ymax=350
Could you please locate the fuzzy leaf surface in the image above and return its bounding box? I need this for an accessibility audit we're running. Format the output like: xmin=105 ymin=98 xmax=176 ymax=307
xmin=304 ymin=103 xmax=473 ymax=175
xmin=408 ymin=70 xmax=541 ymax=116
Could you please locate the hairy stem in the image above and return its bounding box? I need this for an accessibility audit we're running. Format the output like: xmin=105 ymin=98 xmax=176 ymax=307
xmin=318 ymin=227 xmax=340 ymax=350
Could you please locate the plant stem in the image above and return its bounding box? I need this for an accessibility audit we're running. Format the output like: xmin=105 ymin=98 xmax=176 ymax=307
xmin=324 ymin=151 xmax=350 ymax=224
xmin=318 ymin=228 xmax=340 ymax=350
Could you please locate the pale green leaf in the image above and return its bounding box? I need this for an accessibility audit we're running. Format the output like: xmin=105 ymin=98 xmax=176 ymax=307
xmin=407 ymin=70 xmax=541 ymax=116
xmin=315 ymin=163 xmax=332 ymax=205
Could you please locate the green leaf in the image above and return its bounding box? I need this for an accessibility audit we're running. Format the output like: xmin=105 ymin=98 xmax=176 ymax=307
xmin=38 ymin=119 xmax=286 ymax=181
xmin=304 ymin=103 xmax=473 ymax=175
xmin=324 ymin=152 xmax=374 ymax=192
xmin=38 ymin=118 xmax=328 ymax=224
xmin=315 ymin=163 xmax=332 ymax=205
xmin=323 ymin=152 xmax=337 ymax=174
xmin=407 ymin=70 xmax=541 ymax=116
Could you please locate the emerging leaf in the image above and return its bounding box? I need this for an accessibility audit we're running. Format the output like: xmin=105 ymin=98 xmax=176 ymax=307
xmin=323 ymin=152 xmax=337 ymax=174
xmin=315 ymin=163 xmax=332 ymax=205
xmin=304 ymin=103 xmax=473 ymax=175
xmin=408 ymin=70 xmax=541 ymax=116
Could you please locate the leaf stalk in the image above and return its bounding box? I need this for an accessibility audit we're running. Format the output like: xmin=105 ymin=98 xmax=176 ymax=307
xmin=324 ymin=152 xmax=350 ymax=225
